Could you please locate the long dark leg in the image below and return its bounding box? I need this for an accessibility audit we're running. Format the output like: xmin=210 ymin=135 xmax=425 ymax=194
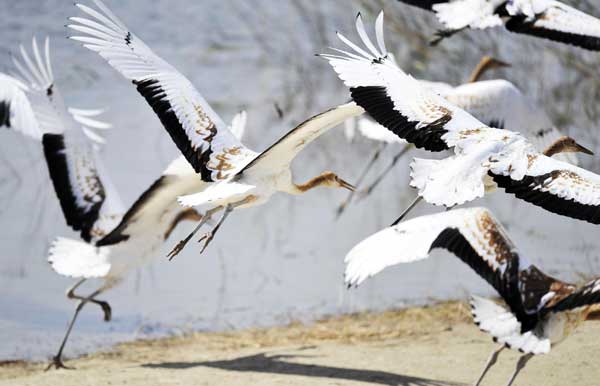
xmin=359 ymin=144 xmax=412 ymax=200
xmin=391 ymin=196 xmax=423 ymax=226
xmin=430 ymin=27 xmax=466 ymax=46
xmin=46 ymin=281 xmax=110 ymax=371
xmin=197 ymin=196 xmax=255 ymax=254
xmin=335 ymin=143 xmax=387 ymax=219
xmin=197 ymin=204 xmax=234 ymax=254
xmin=66 ymin=280 xmax=112 ymax=322
xmin=504 ymin=353 xmax=534 ymax=386
xmin=473 ymin=345 xmax=505 ymax=386
xmin=167 ymin=206 xmax=224 ymax=260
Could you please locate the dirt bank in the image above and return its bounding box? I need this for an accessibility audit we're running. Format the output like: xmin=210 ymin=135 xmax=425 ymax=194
xmin=1 ymin=301 xmax=599 ymax=386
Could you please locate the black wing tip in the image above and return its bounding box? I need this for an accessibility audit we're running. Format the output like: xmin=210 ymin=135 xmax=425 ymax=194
xmin=491 ymin=172 xmax=600 ymax=225
xmin=42 ymin=133 xmax=104 ymax=242
xmin=0 ymin=101 xmax=12 ymax=128
xmin=505 ymin=16 xmax=600 ymax=51
xmin=96 ymin=231 xmax=129 ymax=247
xmin=134 ymin=79 xmax=213 ymax=181
xmin=350 ymin=86 xmax=450 ymax=152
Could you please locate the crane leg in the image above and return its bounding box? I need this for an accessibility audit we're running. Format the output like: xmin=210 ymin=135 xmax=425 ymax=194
xmin=65 ymin=279 xmax=112 ymax=321
xmin=335 ymin=143 xmax=387 ymax=219
xmin=197 ymin=196 xmax=256 ymax=254
xmin=430 ymin=27 xmax=466 ymax=46
xmin=359 ymin=143 xmax=412 ymax=200
xmin=504 ymin=353 xmax=534 ymax=386
xmin=472 ymin=345 xmax=505 ymax=386
xmin=167 ymin=206 xmax=224 ymax=260
xmin=391 ymin=196 xmax=423 ymax=226
xmin=46 ymin=280 xmax=110 ymax=371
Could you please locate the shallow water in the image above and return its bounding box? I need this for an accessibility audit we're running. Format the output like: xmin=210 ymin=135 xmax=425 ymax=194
xmin=1 ymin=0 xmax=599 ymax=360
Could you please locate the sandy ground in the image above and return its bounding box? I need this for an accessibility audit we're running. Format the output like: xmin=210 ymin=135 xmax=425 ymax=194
xmin=1 ymin=301 xmax=599 ymax=386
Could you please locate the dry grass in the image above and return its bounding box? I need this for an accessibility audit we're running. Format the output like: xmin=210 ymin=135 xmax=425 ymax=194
xmin=0 ymin=301 xmax=473 ymax=374
xmin=115 ymin=300 xmax=472 ymax=355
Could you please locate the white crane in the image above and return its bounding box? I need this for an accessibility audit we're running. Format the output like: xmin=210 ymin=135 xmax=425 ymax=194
xmin=323 ymin=12 xmax=600 ymax=224
xmin=5 ymin=37 xmax=120 ymax=242
xmin=3 ymin=36 xmax=250 ymax=369
xmin=337 ymin=76 xmax=585 ymax=217
xmin=337 ymin=56 xmax=535 ymax=217
xmin=397 ymin=0 xmax=600 ymax=50
xmin=47 ymin=114 xmax=247 ymax=370
xmin=67 ymin=1 xmax=363 ymax=258
xmin=345 ymin=207 xmax=600 ymax=386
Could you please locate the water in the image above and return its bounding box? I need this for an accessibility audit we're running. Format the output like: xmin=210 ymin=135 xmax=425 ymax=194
xmin=1 ymin=0 xmax=599 ymax=360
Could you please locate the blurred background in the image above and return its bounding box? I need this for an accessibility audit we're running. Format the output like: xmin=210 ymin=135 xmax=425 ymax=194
xmin=1 ymin=0 xmax=599 ymax=360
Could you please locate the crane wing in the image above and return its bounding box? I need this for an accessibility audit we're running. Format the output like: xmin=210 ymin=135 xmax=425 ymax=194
xmin=490 ymin=154 xmax=600 ymax=224
xmin=12 ymin=37 xmax=123 ymax=242
xmin=345 ymin=207 xmax=523 ymax=300
xmin=504 ymin=1 xmax=600 ymax=51
xmin=68 ymin=0 xmax=254 ymax=182
xmin=546 ymin=278 xmax=600 ymax=313
xmin=444 ymin=79 xmax=578 ymax=164
xmin=0 ymin=74 xmax=41 ymax=138
xmin=321 ymin=12 xmax=488 ymax=151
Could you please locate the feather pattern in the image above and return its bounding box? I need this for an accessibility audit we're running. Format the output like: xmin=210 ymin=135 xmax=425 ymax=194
xmin=345 ymin=207 xmax=600 ymax=351
xmin=68 ymin=0 xmax=256 ymax=182
xmin=398 ymin=0 xmax=600 ymax=51
xmin=10 ymin=36 xmax=123 ymax=242
xmin=324 ymin=13 xmax=600 ymax=222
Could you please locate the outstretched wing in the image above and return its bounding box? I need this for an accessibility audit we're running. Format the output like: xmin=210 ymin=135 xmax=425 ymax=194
xmin=345 ymin=208 xmax=470 ymax=287
xmin=12 ymin=37 xmax=123 ymax=242
xmin=345 ymin=208 xmax=521 ymax=296
xmin=239 ymin=103 xmax=364 ymax=177
xmin=0 ymin=73 xmax=41 ymax=137
xmin=68 ymin=0 xmax=254 ymax=182
xmin=504 ymin=1 xmax=600 ymax=51
xmin=345 ymin=206 xmax=543 ymax=328
xmin=490 ymin=154 xmax=600 ymax=224
xmin=321 ymin=12 xmax=487 ymax=151
xmin=444 ymin=79 xmax=578 ymax=165
xmin=546 ymin=278 xmax=600 ymax=313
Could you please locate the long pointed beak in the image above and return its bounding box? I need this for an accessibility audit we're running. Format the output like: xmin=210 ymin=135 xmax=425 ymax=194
xmin=341 ymin=180 xmax=356 ymax=192
xmin=575 ymin=142 xmax=595 ymax=155
xmin=336 ymin=177 xmax=356 ymax=192
xmin=494 ymin=59 xmax=511 ymax=68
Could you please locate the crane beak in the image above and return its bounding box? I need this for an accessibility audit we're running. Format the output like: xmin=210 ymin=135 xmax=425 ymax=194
xmin=490 ymin=58 xmax=511 ymax=68
xmin=336 ymin=176 xmax=356 ymax=192
xmin=575 ymin=142 xmax=595 ymax=156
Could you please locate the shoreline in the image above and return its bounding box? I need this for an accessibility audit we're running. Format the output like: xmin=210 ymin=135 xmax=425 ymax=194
xmin=2 ymin=301 xmax=599 ymax=385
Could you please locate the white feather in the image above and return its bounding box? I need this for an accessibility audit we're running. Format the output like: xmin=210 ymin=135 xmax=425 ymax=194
xmin=48 ymin=237 xmax=111 ymax=278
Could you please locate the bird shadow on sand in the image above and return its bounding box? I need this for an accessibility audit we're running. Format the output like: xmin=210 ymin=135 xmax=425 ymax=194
xmin=142 ymin=350 xmax=462 ymax=386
